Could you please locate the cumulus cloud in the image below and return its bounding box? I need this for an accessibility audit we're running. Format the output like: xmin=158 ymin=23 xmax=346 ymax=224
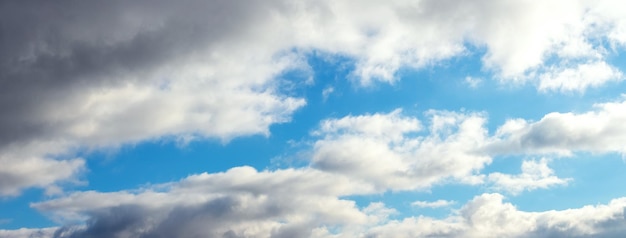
xmin=489 ymin=97 xmax=626 ymax=156
xmin=0 ymin=141 xmax=86 ymax=196
xmin=487 ymin=158 xmax=571 ymax=195
xmin=27 ymin=167 xmax=383 ymax=238
xmin=16 ymin=189 xmax=626 ymax=238
xmin=311 ymin=109 xmax=491 ymax=191
xmin=364 ymin=193 xmax=626 ymax=238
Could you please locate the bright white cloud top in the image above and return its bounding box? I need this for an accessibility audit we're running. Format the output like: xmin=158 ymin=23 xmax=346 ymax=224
xmin=1 ymin=0 xmax=626 ymax=237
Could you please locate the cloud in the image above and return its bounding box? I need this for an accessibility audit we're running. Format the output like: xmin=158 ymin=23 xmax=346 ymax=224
xmin=538 ymin=61 xmax=623 ymax=92
xmin=0 ymin=141 xmax=86 ymax=196
xmin=411 ymin=200 xmax=457 ymax=209
xmin=364 ymin=193 xmax=626 ymax=238
xmin=310 ymin=100 xmax=626 ymax=194
xmin=0 ymin=0 xmax=307 ymax=196
xmin=2 ymin=2 xmax=626 ymax=236
xmin=489 ymin=97 xmax=626 ymax=156
xmin=29 ymin=167 xmax=384 ymax=238
xmin=7 ymin=99 xmax=626 ymax=236
xmin=487 ymin=158 xmax=571 ymax=195
xmin=21 ymin=188 xmax=626 ymax=238
xmin=0 ymin=228 xmax=58 ymax=238
xmin=311 ymin=109 xmax=491 ymax=191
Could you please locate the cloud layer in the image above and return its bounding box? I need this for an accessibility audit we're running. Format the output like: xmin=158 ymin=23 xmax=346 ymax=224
xmin=2 ymin=0 xmax=626 ymax=237
xmin=9 ymin=176 xmax=626 ymax=238
xmin=2 ymin=0 xmax=626 ymax=195
xmin=3 ymin=101 xmax=626 ymax=236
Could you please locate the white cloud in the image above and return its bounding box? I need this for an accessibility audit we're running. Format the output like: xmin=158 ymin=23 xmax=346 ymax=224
xmin=489 ymin=97 xmax=626 ymax=156
xmin=585 ymin=0 xmax=626 ymax=47
xmin=0 ymin=141 xmax=86 ymax=196
xmin=363 ymin=193 xmax=626 ymax=238
xmin=487 ymin=158 xmax=571 ymax=195
xmin=312 ymin=109 xmax=491 ymax=191
xmin=24 ymin=187 xmax=626 ymax=238
xmin=0 ymin=228 xmax=58 ymax=238
xmin=539 ymin=61 xmax=623 ymax=92
xmin=314 ymin=109 xmax=422 ymax=142
xmin=411 ymin=200 xmax=456 ymax=208
xmin=8 ymin=98 xmax=626 ymax=236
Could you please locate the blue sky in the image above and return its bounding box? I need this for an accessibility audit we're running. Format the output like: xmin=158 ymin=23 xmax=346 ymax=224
xmin=2 ymin=0 xmax=626 ymax=237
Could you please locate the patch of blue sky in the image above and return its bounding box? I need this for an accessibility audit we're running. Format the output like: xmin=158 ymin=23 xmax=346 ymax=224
xmin=83 ymin=134 xmax=288 ymax=193
xmin=0 ymin=189 xmax=56 ymax=229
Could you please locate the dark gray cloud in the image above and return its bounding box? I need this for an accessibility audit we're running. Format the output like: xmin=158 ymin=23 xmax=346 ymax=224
xmin=0 ymin=0 xmax=306 ymax=196
xmin=0 ymin=0 xmax=282 ymax=147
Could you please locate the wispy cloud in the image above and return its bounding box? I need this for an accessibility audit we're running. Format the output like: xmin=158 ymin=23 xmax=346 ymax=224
xmin=322 ymin=86 xmax=335 ymax=101
xmin=411 ymin=200 xmax=456 ymax=208
xmin=464 ymin=76 xmax=483 ymax=88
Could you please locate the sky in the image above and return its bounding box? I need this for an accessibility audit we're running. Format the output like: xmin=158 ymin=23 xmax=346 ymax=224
xmin=2 ymin=0 xmax=626 ymax=237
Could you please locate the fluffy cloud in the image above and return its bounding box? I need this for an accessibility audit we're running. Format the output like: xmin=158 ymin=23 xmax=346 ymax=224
xmin=489 ymin=97 xmax=626 ymax=156
xmin=21 ymin=109 xmax=498 ymax=236
xmin=487 ymin=158 xmax=571 ymax=195
xmin=538 ymin=61 xmax=623 ymax=92
xmin=0 ymin=141 xmax=85 ymax=196
xmin=28 ymin=167 xmax=384 ymax=238
xmin=310 ymin=101 xmax=626 ymax=196
xmin=311 ymin=109 xmax=491 ymax=191
xmin=288 ymin=0 xmax=626 ymax=87
xmin=12 ymin=188 xmax=626 ymax=238
xmin=364 ymin=193 xmax=626 ymax=238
